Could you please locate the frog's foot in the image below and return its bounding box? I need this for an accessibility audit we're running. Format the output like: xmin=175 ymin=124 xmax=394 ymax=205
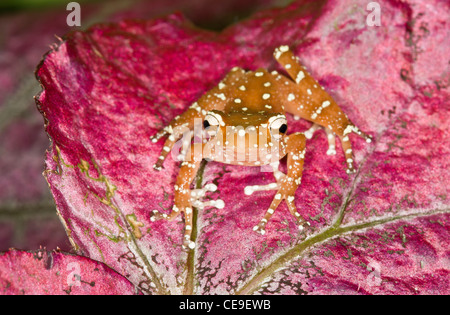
xmin=150 ymin=183 xmax=224 ymax=251
xmin=179 ymin=183 xmax=225 ymax=251
xmin=190 ymin=183 xmax=225 ymax=210
xmin=252 ymin=191 xmax=309 ymax=235
xmin=152 ymin=128 xmax=194 ymax=171
xmin=285 ymin=198 xmax=310 ymax=231
xmin=340 ymin=124 xmax=373 ymax=174
xmin=245 ymin=162 xmax=284 ymax=196
xmin=344 ymin=124 xmax=373 ymax=144
xmin=244 ymin=182 xmax=280 ymax=196
xmin=150 ymin=207 xmax=180 ymax=222
xmin=303 ymin=123 xmax=321 ymax=140
xmin=244 ymin=166 xmax=287 ymax=234
xmin=305 ymin=123 xmax=373 ymax=174
xmin=150 ymin=127 xmax=170 ymax=144
xmin=253 ymin=219 xmax=268 ymax=235
xmin=245 ymin=182 xmax=282 ymax=235
xmin=325 ymin=128 xmax=336 ymax=156
xmin=304 ymin=124 xmax=337 ymax=156
xmin=150 ymin=206 xmax=196 ymax=251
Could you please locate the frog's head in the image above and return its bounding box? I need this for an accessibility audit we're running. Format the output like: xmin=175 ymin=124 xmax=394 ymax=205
xmin=202 ymin=110 xmax=288 ymax=164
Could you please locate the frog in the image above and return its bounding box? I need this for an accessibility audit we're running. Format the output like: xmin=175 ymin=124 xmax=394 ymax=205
xmin=150 ymin=45 xmax=372 ymax=250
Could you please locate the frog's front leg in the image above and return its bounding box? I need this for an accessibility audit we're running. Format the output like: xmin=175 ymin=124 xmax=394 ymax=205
xmin=251 ymin=133 xmax=308 ymax=234
xmin=150 ymin=143 xmax=205 ymax=250
xmin=150 ymin=104 xmax=202 ymax=171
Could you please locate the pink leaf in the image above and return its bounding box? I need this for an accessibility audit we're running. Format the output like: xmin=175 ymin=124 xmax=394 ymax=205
xmin=34 ymin=0 xmax=449 ymax=294
xmin=0 ymin=249 xmax=140 ymax=295
xmin=253 ymin=214 xmax=450 ymax=294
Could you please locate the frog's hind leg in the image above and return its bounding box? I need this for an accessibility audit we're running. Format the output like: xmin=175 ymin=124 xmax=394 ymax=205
xmin=273 ymin=45 xmax=372 ymax=174
xmin=247 ymin=133 xmax=308 ymax=235
xmin=244 ymin=162 xmax=283 ymax=235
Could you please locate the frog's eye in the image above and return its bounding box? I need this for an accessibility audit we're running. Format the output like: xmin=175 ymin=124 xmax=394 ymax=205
xmin=269 ymin=115 xmax=288 ymax=139
xmin=203 ymin=112 xmax=222 ymax=128
xmin=203 ymin=112 xmax=223 ymax=137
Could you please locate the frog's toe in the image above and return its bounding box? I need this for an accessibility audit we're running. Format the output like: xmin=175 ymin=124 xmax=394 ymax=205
xmin=295 ymin=216 xmax=310 ymax=231
xmin=190 ymin=183 xmax=225 ymax=210
xmin=150 ymin=206 xmax=181 ymax=222
xmin=324 ymin=127 xmax=337 ymax=156
xmin=282 ymin=193 xmax=309 ymax=230
xmin=150 ymin=210 xmax=166 ymax=221
xmin=152 ymin=162 xmax=164 ymax=171
xmin=192 ymin=198 xmax=225 ymax=210
xmin=297 ymin=221 xmax=306 ymax=231
xmin=345 ymin=165 xmax=356 ymax=174
xmin=182 ymin=236 xmax=196 ymax=251
xmin=304 ymin=123 xmax=321 ymax=139
xmin=190 ymin=183 xmax=217 ymax=198
xmin=244 ymin=183 xmax=280 ymax=195
xmin=150 ymin=129 xmax=167 ymax=143
xmin=252 ymin=219 xmax=267 ymax=235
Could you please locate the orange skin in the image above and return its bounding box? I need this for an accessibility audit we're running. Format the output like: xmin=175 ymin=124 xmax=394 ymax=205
xmin=150 ymin=45 xmax=371 ymax=250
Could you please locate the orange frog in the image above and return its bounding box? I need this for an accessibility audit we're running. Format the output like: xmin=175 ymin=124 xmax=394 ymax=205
xmin=150 ymin=45 xmax=371 ymax=250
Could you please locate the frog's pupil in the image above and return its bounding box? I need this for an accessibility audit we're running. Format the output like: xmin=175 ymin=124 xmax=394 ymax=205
xmin=203 ymin=120 xmax=210 ymax=128
xmin=279 ymin=124 xmax=288 ymax=133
